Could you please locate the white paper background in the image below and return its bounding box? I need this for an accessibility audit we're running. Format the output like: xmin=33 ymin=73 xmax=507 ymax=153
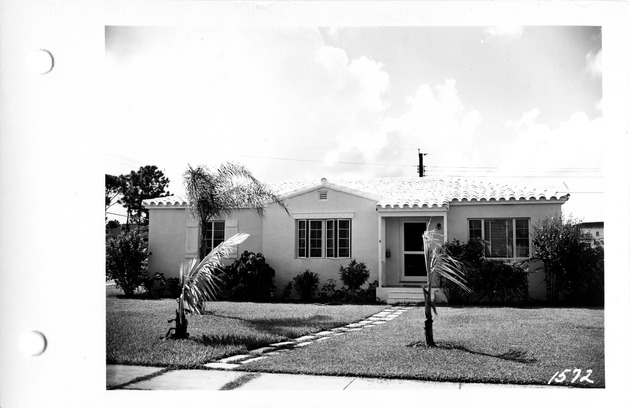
xmin=0 ymin=1 xmax=627 ymax=407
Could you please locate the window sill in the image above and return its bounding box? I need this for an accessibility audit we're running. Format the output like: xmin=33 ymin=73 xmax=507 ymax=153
xmin=484 ymin=257 xmax=530 ymax=261
xmin=296 ymin=257 xmax=352 ymax=260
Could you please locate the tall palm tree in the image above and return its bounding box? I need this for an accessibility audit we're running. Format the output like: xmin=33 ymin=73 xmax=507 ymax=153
xmin=166 ymin=233 xmax=249 ymax=339
xmin=422 ymin=229 xmax=473 ymax=347
xmin=184 ymin=162 xmax=288 ymax=259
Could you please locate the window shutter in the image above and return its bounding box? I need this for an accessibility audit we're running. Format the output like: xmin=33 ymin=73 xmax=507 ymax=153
xmin=185 ymin=213 xmax=199 ymax=261
xmin=225 ymin=219 xmax=239 ymax=259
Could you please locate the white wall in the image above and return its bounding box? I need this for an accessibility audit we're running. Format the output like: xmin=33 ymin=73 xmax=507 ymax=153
xmin=147 ymin=207 xmax=265 ymax=279
xmin=262 ymin=187 xmax=380 ymax=295
xmin=147 ymin=207 xmax=187 ymax=279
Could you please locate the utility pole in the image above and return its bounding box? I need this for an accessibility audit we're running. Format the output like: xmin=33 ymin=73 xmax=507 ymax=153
xmin=417 ymin=149 xmax=426 ymax=177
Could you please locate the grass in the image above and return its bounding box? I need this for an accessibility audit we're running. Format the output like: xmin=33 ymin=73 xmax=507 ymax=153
xmin=106 ymin=286 xmax=387 ymax=367
xmin=240 ymin=306 xmax=605 ymax=387
xmin=107 ymin=285 xmax=604 ymax=387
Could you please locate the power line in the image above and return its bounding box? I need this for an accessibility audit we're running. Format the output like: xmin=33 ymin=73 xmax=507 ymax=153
xmin=239 ymin=155 xmax=416 ymax=167
xmin=427 ymin=165 xmax=602 ymax=172
xmin=106 ymin=211 xmax=128 ymax=217
xmin=426 ymin=173 xmax=604 ymax=179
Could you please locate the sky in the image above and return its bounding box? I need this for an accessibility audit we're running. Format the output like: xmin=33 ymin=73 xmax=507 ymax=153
xmin=105 ymin=25 xmax=603 ymax=222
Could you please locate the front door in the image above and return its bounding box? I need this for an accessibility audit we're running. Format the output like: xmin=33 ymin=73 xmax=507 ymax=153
xmin=402 ymin=221 xmax=427 ymax=282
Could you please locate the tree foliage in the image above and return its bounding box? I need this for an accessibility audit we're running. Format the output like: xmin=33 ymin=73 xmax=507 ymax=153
xmin=106 ymin=174 xmax=124 ymax=211
xmin=106 ymin=230 xmax=150 ymax=296
xmin=183 ymin=162 xmax=288 ymax=259
xmin=119 ymin=165 xmax=171 ymax=226
xmin=106 ymin=166 xmax=171 ymax=227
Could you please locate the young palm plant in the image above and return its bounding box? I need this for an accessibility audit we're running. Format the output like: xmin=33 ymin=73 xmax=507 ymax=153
xmin=184 ymin=163 xmax=288 ymax=260
xmin=165 ymin=233 xmax=249 ymax=339
xmin=422 ymin=229 xmax=473 ymax=347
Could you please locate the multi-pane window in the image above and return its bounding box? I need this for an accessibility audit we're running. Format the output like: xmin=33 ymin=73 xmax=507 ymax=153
xmin=297 ymin=219 xmax=351 ymax=258
xmin=203 ymin=221 xmax=225 ymax=257
xmin=468 ymin=218 xmax=530 ymax=258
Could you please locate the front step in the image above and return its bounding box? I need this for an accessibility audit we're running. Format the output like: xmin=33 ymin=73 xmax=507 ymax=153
xmin=377 ymin=287 xmax=445 ymax=305
xmin=385 ymin=288 xmax=425 ymax=305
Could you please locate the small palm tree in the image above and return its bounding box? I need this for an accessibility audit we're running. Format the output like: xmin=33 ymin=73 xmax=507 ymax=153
xmin=166 ymin=233 xmax=249 ymax=339
xmin=422 ymin=230 xmax=472 ymax=347
xmin=184 ymin=162 xmax=288 ymax=259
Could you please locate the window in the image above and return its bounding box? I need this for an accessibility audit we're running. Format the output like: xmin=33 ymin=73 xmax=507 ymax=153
xmin=203 ymin=221 xmax=225 ymax=256
xmin=468 ymin=218 xmax=530 ymax=258
xmin=297 ymin=219 xmax=351 ymax=258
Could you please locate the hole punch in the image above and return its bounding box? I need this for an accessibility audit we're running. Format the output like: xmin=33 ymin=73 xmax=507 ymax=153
xmin=19 ymin=330 xmax=47 ymax=356
xmin=27 ymin=49 xmax=54 ymax=75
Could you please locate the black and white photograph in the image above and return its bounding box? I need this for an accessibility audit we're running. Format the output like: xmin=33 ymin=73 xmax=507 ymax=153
xmin=1 ymin=1 xmax=629 ymax=406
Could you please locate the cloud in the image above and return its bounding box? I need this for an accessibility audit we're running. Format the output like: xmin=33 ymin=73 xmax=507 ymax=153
xmin=482 ymin=26 xmax=523 ymax=41
xmin=503 ymin=109 xmax=603 ymax=171
xmin=506 ymin=108 xmax=540 ymax=130
xmin=105 ymin=27 xmax=391 ymax=185
xmin=328 ymin=79 xmax=483 ymax=177
xmin=586 ymin=49 xmax=602 ymax=76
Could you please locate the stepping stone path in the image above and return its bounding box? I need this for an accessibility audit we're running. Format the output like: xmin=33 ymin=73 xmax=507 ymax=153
xmin=203 ymin=306 xmax=414 ymax=370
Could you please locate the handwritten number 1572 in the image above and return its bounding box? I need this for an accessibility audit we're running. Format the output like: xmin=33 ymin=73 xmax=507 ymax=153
xmin=548 ymin=369 xmax=594 ymax=384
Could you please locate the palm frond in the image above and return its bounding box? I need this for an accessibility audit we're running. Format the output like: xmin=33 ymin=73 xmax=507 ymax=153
xmin=423 ymin=230 xmax=473 ymax=294
xmin=180 ymin=233 xmax=249 ymax=314
xmin=430 ymin=251 xmax=473 ymax=293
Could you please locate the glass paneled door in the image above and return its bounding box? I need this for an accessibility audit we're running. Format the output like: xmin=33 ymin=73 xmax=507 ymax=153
xmin=402 ymin=221 xmax=427 ymax=281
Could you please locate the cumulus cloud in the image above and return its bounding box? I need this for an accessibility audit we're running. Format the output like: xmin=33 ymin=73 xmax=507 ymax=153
xmin=586 ymin=49 xmax=602 ymax=77
xmin=105 ymin=27 xmax=391 ymax=184
xmin=506 ymin=108 xmax=541 ymax=130
xmin=503 ymin=109 xmax=603 ymax=171
xmin=328 ymin=78 xmax=483 ymax=177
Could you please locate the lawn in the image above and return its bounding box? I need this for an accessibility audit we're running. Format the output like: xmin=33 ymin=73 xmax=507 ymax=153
xmin=106 ymin=286 xmax=387 ymax=367
xmin=240 ymin=306 xmax=605 ymax=387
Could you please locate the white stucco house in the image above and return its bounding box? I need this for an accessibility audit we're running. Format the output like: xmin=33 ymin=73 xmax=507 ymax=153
xmin=142 ymin=177 xmax=569 ymax=303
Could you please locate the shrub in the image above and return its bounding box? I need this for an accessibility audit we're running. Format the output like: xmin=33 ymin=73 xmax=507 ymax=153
xmin=106 ymin=219 xmax=121 ymax=230
xmin=440 ymin=238 xmax=484 ymax=304
xmin=473 ymin=260 xmax=529 ymax=303
xmin=106 ymin=230 xmax=149 ymax=296
xmin=531 ymin=214 xmax=604 ymax=305
xmin=319 ymin=279 xmax=339 ymax=300
xmin=143 ymin=273 xmax=180 ymax=298
xmin=564 ymin=245 xmax=603 ymax=306
xmin=339 ymin=259 xmax=370 ymax=291
xmin=281 ymin=281 xmax=294 ymax=301
xmin=353 ymin=279 xmax=379 ymax=304
xmin=222 ymin=251 xmax=276 ymax=301
xmin=439 ymin=238 xmax=528 ymax=304
xmin=292 ymin=270 xmax=320 ymax=301
xmin=318 ymin=277 xmax=380 ymax=304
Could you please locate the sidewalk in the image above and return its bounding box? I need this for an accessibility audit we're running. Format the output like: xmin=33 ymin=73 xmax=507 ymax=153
xmin=107 ymin=364 xmax=543 ymax=390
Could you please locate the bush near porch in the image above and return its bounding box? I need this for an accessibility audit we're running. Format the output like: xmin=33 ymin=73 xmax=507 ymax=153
xmin=439 ymin=238 xmax=529 ymax=304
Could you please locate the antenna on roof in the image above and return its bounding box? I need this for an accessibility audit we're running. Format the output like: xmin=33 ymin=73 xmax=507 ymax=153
xmin=417 ymin=149 xmax=426 ymax=177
